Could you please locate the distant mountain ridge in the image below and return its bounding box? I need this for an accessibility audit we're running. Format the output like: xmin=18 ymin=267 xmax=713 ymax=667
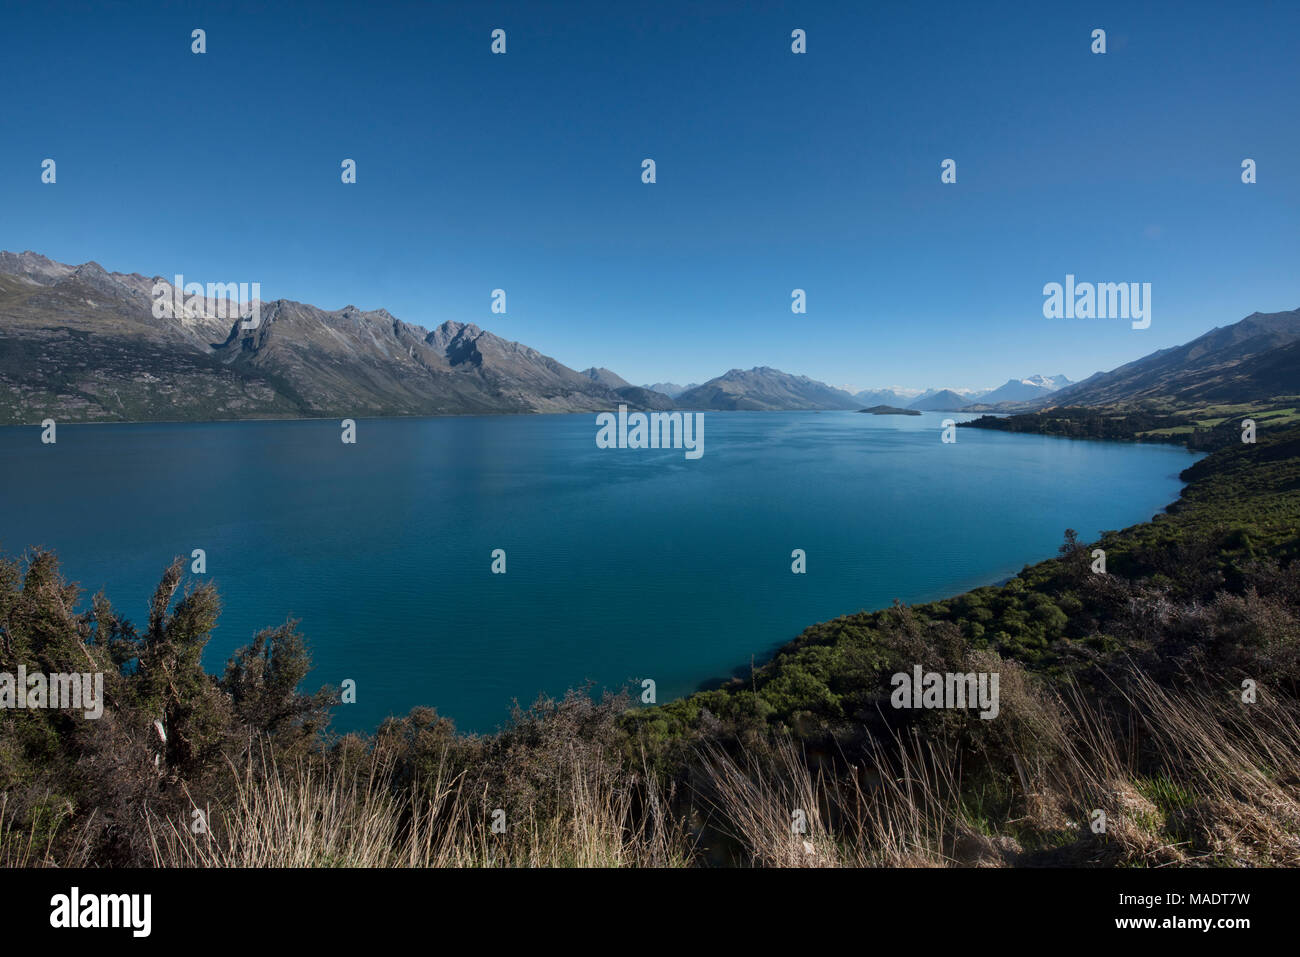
xmin=914 ymin=386 xmax=991 ymax=403
xmin=977 ymin=374 xmax=1072 ymax=405
xmin=583 ymin=367 xmax=675 ymax=410
xmin=675 ymin=367 xmax=860 ymax=411
xmin=641 ymin=381 xmax=698 ymax=399
xmin=853 ymin=388 xmax=909 ymax=407
xmin=3 ymin=251 xmax=1295 ymax=424
xmin=908 ymin=389 xmax=970 ymax=412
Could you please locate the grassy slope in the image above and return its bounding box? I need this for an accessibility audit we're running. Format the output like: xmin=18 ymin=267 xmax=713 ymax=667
xmin=963 ymin=396 xmax=1300 ymax=450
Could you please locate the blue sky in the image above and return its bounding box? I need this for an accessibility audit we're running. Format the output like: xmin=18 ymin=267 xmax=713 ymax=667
xmin=2 ymin=0 xmax=1297 ymax=392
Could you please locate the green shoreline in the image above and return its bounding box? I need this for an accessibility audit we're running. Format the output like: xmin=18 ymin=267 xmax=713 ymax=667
xmin=631 ymin=407 xmax=1300 ymax=741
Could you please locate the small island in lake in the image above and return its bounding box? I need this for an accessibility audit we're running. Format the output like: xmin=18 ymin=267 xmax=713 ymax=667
xmin=858 ymin=405 xmax=922 ymax=415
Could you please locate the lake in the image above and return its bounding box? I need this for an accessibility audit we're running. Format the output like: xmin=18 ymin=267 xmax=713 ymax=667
xmin=0 ymin=411 xmax=1201 ymax=732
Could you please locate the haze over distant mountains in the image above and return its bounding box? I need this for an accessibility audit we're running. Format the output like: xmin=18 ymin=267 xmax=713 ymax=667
xmin=978 ymin=374 xmax=1073 ymax=405
xmin=852 ymin=388 xmax=914 ymax=407
xmin=907 ymin=389 xmax=973 ymax=412
xmin=640 ymin=382 xmax=699 ymax=399
xmin=847 ymin=378 xmax=1069 ymax=412
xmin=1 ymin=252 xmax=1295 ymax=424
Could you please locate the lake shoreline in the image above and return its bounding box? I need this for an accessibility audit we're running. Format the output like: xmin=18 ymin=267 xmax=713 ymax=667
xmin=0 ymin=410 xmax=1198 ymax=734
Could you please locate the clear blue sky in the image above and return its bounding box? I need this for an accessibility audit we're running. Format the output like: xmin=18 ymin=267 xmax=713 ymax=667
xmin=2 ymin=0 xmax=1297 ymax=392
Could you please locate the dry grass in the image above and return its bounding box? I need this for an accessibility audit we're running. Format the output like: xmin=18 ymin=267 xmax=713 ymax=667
xmin=145 ymin=746 xmax=692 ymax=868
xmin=0 ymin=793 xmax=94 ymax=867
xmin=14 ymin=665 xmax=1299 ymax=868
xmin=697 ymin=730 xmax=1005 ymax=867
xmin=694 ymin=668 xmax=1300 ymax=868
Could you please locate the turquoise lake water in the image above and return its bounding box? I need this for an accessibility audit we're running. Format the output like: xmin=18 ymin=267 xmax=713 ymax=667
xmin=0 ymin=411 xmax=1200 ymax=732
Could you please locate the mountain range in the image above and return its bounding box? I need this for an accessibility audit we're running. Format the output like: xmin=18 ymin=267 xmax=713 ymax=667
xmin=848 ymin=378 xmax=1071 ymax=412
xmin=674 ymin=368 xmax=860 ymax=411
xmin=907 ymin=389 xmax=973 ymax=412
xmin=1035 ymin=310 xmax=1300 ymax=408
xmin=640 ymin=381 xmax=698 ymax=399
xmin=852 ymin=388 xmax=913 ymax=407
xmin=1 ymin=251 xmax=1295 ymax=424
xmin=977 ymin=374 xmax=1073 ymax=405
xmin=580 ymin=367 xmax=675 ymax=410
xmin=0 ymin=251 xmax=669 ymax=423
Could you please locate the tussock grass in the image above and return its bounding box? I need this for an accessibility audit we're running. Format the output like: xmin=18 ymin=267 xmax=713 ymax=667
xmin=692 ymin=666 xmax=1300 ymax=868
xmin=5 ymin=659 xmax=1295 ymax=869
xmin=144 ymin=747 xmax=691 ymax=868
xmin=0 ymin=793 xmax=93 ymax=867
